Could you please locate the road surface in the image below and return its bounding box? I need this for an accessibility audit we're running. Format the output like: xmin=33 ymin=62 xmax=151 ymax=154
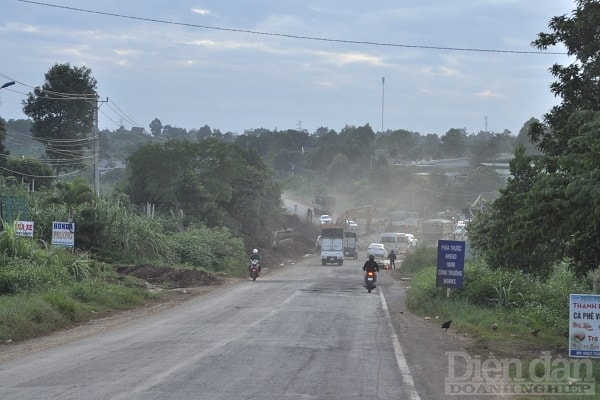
xmin=0 ymin=256 xmax=428 ymax=400
xmin=0 ymin=255 xmax=495 ymax=399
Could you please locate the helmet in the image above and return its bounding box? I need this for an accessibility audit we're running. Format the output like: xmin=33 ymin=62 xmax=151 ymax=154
xmin=369 ymin=255 xmax=375 ymax=261
xmin=253 ymin=249 xmax=259 ymax=254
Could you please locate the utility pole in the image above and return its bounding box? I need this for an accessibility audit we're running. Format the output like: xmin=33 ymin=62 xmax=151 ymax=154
xmin=381 ymin=76 xmax=385 ymax=133
xmin=94 ymin=97 xmax=108 ymax=197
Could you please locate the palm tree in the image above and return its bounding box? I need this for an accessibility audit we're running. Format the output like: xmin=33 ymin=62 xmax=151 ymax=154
xmin=43 ymin=177 xmax=96 ymax=221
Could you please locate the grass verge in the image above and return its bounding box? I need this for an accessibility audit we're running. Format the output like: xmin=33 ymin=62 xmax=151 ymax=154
xmin=403 ymin=247 xmax=600 ymax=399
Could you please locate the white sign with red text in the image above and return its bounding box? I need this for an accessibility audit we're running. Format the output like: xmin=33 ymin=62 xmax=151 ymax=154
xmin=15 ymin=220 xmax=34 ymax=237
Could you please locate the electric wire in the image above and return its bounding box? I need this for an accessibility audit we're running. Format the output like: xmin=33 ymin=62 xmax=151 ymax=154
xmin=17 ymin=0 xmax=567 ymax=56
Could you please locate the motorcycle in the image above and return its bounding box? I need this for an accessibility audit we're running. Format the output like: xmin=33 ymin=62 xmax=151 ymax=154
xmin=365 ymin=270 xmax=376 ymax=293
xmin=249 ymin=259 xmax=260 ymax=281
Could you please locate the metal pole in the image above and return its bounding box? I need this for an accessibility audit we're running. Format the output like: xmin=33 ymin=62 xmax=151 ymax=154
xmin=94 ymin=97 xmax=100 ymax=197
xmin=381 ymin=76 xmax=385 ymax=133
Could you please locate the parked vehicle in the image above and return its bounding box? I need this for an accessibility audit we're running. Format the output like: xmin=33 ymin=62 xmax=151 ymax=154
xmin=343 ymin=231 xmax=358 ymax=259
xmin=320 ymin=227 xmax=344 ymax=265
xmin=366 ymin=243 xmax=386 ymax=259
xmin=405 ymin=233 xmax=418 ymax=248
xmin=380 ymin=232 xmax=411 ymax=254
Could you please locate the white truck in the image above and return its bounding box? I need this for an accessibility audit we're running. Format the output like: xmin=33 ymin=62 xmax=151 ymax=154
xmin=320 ymin=227 xmax=344 ymax=265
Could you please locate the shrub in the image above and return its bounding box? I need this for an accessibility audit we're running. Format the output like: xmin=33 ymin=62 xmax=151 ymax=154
xmin=402 ymin=246 xmax=437 ymax=274
xmin=166 ymin=225 xmax=246 ymax=275
xmin=0 ymin=256 xmax=73 ymax=295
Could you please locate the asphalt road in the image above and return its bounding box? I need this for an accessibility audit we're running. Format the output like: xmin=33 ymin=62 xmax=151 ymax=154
xmin=0 ymin=257 xmax=422 ymax=400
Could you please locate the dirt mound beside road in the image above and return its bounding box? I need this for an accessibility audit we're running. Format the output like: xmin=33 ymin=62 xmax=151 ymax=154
xmin=116 ymin=265 xmax=225 ymax=288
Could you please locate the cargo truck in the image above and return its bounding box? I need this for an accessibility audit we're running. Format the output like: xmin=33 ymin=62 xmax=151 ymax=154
xmin=320 ymin=227 xmax=344 ymax=265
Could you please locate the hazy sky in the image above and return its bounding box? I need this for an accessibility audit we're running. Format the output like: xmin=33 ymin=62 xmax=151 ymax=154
xmin=0 ymin=0 xmax=574 ymax=136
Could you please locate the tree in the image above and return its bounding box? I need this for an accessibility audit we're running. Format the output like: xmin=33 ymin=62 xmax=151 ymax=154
xmin=471 ymin=1 xmax=600 ymax=276
xmin=0 ymin=119 xmax=9 ymax=171
xmin=149 ymin=118 xmax=163 ymax=136
xmin=162 ymin=125 xmax=188 ymax=140
xmin=6 ymin=157 xmax=54 ymax=190
xmin=22 ymin=63 xmax=98 ymax=174
xmin=125 ymin=138 xmax=282 ymax=246
xmin=43 ymin=177 xmax=96 ymax=221
xmin=529 ymin=0 xmax=600 ymax=155
xmin=468 ymin=146 xmax=557 ymax=277
xmin=440 ymin=128 xmax=467 ymax=158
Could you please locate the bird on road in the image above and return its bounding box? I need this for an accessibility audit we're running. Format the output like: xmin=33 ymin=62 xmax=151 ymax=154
xmin=441 ymin=320 xmax=452 ymax=331
xmin=530 ymin=328 xmax=541 ymax=336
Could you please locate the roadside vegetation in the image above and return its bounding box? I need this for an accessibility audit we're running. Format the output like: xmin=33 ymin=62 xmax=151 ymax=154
xmin=0 ymin=189 xmax=247 ymax=343
xmin=2 ymin=4 xmax=600 ymax=397
xmin=403 ymin=247 xmax=600 ymax=398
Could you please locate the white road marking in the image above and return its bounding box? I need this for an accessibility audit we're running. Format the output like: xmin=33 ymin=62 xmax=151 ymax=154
xmin=379 ymin=289 xmax=422 ymax=400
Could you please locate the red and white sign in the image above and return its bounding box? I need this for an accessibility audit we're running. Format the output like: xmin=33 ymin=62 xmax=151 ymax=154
xmin=15 ymin=220 xmax=34 ymax=237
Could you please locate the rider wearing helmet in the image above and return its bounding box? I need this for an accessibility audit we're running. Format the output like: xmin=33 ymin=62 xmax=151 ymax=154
xmin=363 ymin=254 xmax=380 ymax=287
xmin=249 ymin=248 xmax=262 ymax=274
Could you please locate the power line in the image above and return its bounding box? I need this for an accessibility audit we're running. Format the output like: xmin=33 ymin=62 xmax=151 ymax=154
xmin=18 ymin=0 xmax=567 ymax=56
xmin=0 ymin=74 xmax=142 ymax=131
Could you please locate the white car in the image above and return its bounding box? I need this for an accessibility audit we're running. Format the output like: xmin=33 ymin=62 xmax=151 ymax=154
xmin=347 ymin=220 xmax=358 ymax=230
xmin=319 ymin=214 xmax=332 ymax=224
xmin=366 ymin=243 xmax=386 ymax=259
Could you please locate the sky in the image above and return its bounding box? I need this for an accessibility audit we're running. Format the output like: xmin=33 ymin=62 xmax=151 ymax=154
xmin=0 ymin=0 xmax=575 ymax=136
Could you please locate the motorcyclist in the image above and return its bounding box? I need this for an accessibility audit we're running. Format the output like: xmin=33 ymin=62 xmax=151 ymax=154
xmin=249 ymin=249 xmax=262 ymax=274
xmin=363 ymin=254 xmax=380 ymax=287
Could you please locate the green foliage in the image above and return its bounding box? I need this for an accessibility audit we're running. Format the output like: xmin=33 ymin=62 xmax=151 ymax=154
xmin=0 ymin=219 xmax=35 ymax=258
xmin=401 ymin=246 xmax=437 ymax=274
xmin=0 ymin=280 xmax=151 ymax=342
xmin=488 ymin=277 xmax=524 ymax=309
xmin=0 ymin=294 xmax=72 ymax=341
xmin=5 ymin=157 xmax=54 ymax=190
xmin=0 ymin=255 xmax=72 ymax=295
xmin=469 ymin=2 xmax=600 ymax=277
xmin=22 ymin=63 xmax=98 ymax=174
xmin=166 ymin=225 xmax=246 ymax=275
xmin=44 ymin=290 xmax=79 ymax=320
xmin=43 ymin=177 xmax=96 ymax=221
xmin=96 ymin=204 xmax=175 ymax=263
xmin=126 ymin=138 xmax=283 ymax=248
xmin=406 ymin=254 xmax=589 ymax=336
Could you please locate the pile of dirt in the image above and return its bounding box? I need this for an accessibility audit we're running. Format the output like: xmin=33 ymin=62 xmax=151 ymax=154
xmin=116 ymin=265 xmax=224 ymax=288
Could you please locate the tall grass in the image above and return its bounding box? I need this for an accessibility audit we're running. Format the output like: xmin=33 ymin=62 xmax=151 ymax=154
xmin=403 ymin=248 xmax=600 ymax=398
xmin=166 ymin=225 xmax=246 ymax=276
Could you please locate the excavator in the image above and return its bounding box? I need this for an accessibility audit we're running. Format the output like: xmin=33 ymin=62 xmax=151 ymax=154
xmin=336 ymin=205 xmax=375 ymax=233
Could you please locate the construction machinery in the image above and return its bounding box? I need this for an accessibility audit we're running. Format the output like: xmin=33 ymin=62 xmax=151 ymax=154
xmin=336 ymin=205 xmax=375 ymax=233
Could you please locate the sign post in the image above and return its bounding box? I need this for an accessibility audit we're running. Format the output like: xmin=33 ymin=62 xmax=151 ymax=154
xmin=436 ymin=240 xmax=465 ymax=290
xmin=51 ymin=222 xmax=75 ymax=248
